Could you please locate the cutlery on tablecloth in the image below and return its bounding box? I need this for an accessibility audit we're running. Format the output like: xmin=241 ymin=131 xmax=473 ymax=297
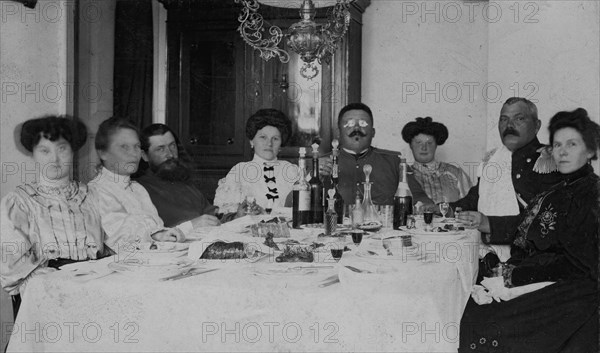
xmin=344 ymin=265 xmax=372 ymax=274
xmin=318 ymin=278 xmax=340 ymax=287
xmin=318 ymin=274 xmax=340 ymax=287
xmin=160 ymin=268 xmax=218 ymax=281
xmin=290 ymin=265 xmax=335 ymax=270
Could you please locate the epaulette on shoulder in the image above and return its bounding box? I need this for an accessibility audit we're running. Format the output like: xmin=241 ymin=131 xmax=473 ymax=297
xmin=482 ymin=148 xmax=497 ymax=164
xmin=533 ymin=146 xmax=558 ymax=174
xmin=373 ymin=147 xmax=402 ymax=157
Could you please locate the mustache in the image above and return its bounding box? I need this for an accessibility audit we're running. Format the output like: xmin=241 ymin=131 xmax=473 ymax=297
xmin=503 ymin=128 xmax=520 ymax=137
xmin=349 ymin=130 xmax=367 ymax=138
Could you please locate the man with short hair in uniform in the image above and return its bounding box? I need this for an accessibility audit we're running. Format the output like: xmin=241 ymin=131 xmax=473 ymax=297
xmin=453 ymin=97 xmax=564 ymax=275
xmin=321 ymin=103 xmax=433 ymax=206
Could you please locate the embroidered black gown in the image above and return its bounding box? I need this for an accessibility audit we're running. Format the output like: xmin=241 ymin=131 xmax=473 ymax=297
xmin=459 ymin=164 xmax=599 ymax=353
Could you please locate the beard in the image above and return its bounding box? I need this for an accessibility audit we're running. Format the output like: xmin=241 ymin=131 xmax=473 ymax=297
xmin=151 ymin=158 xmax=191 ymax=182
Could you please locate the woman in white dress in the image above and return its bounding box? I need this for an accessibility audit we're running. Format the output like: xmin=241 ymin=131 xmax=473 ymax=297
xmin=0 ymin=116 xmax=107 ymax=316
xmin=214 ymin=109 xmax=299 ymax=214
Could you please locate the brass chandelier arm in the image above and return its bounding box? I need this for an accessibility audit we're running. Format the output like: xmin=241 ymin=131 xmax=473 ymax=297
xmin=236 ymin=0 xmax=291 ymax=63
xmin=317 ymin=1 xmax=351 ymax=64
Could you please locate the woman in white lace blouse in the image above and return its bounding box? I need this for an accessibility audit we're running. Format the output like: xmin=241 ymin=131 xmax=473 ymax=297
xmin=402 ymin=117 xmax=472 ymax=204
xmin=214 ymin=109 xmax=299 ymax=214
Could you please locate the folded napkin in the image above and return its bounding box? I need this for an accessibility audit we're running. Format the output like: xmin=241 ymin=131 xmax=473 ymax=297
xmin=270 ymin=207 xmax=292 ymax=218
xmin=59 ymin=256 xmax=118 ymax=282
xmin=471 ymin=277 xmax=555 ymax=305
xmin=187 ymin=226 xmax=242 ymax=241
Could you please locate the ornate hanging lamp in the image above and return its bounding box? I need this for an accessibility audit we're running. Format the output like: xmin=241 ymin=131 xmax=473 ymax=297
xmin=235 ymin=0 xmax=352 ymax=79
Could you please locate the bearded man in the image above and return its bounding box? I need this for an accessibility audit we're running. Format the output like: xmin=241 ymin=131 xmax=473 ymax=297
xmin=136 ymin=124 xmax=223 ymax=228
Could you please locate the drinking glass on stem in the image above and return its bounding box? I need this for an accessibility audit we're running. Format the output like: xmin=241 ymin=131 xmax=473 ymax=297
xmin=439 ymin=199 xmax=449 ymax=222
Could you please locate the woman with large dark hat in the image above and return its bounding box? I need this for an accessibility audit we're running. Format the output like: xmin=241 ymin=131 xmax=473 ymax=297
xmin=401 ymin=117 xmax=472 ymax=203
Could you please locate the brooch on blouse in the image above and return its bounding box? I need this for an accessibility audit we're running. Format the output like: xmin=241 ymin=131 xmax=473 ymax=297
xmin=538 ymin=204 xmax=557 ymax=236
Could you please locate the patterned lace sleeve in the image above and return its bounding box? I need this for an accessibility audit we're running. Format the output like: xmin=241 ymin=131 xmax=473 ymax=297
xmin=0 ymin=193 xmax=44 ymax=295
xmin=213 ymin=168 xmax=244 ymax=214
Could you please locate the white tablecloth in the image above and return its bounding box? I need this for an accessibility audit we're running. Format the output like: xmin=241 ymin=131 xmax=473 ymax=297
xmin=6 ymin=229 xmax=479 ymax=352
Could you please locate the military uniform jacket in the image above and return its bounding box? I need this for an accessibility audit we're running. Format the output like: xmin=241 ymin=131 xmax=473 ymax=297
xmin=334 ymin=147 xmax=433 ymax=206
xmin=452 ymin=138 xmax=565 ymax=244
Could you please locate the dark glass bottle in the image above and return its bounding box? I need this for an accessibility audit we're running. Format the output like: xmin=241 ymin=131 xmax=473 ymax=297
xmin=292 ymin=147 xmax=311 ymax=228
xmin=393 ymin=158 xmax=413 ymax=229
xmin=330 ymin=139 xmax=344 ymax=224
xmin=309 ymin=143 xmax=324 ymax=224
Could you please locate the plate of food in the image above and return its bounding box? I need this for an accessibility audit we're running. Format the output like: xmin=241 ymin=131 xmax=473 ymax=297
xmin=404 ymin=226 xmax=463 ymax=236
xmin=249 ymin=217 xmax=291 ymax=238
xmin=253 ymin=266 xmax=324 ymax=276
xmin=132 ymin=241 xmax=189 ymax=253
xmin=197 ymin=241 xmax=268 ymax=262
xmin=357 ymin=221 xmax=383 ymax=232
xmin=274 ymin=243 xmax=324 ymax=262
xmin=108 ymin=257 xmax=196 ymax=278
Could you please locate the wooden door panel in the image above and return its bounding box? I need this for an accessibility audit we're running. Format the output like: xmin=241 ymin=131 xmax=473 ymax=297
xmin=181 ymin=31 xmax=245 ymax=157
xmin=165 ymin=1 xmax=370 ymax=202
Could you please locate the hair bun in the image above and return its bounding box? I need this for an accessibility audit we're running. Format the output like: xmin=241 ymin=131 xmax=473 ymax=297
xmin=401 ymin=116 xmax=449 ymax=145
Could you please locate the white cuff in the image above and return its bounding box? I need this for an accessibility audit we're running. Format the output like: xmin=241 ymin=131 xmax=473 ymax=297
xmin=177 ymin=221 xmax=193 ymax=235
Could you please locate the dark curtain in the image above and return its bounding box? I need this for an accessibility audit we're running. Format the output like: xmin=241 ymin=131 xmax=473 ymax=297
xmin=113 ymin=0 xmax=153 ymax=129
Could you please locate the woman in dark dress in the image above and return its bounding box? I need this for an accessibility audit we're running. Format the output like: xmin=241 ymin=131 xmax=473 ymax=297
xmin=459 ymin=108 xmax=600 ymax=353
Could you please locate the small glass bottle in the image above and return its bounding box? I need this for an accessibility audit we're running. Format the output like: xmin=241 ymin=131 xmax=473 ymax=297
xmin=325 ymin=189 xmax=337 ymax=236
xmin=351 ymin=188 xmax=364 ymax=228
xmin=361 ymin=164 xmax=379 ymax=225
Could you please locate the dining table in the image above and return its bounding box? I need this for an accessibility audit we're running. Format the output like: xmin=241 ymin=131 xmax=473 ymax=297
xmin=5 ymin=215 xmax=480 ymax=352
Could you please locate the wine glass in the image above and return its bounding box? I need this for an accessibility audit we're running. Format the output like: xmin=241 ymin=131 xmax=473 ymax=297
xmin=351 ymin=231 xmax=363 ymax=247
xmin=439 ymin=202 xmax=449 ymax=221
xmin=423 ymin=205 xmax=434 ymax=225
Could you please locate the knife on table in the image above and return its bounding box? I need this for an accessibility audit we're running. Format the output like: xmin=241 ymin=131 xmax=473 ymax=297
xmin=161 ymin=268 xmax=218 ymax=281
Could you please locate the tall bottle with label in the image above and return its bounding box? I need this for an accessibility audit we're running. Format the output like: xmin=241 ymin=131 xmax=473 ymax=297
xmin=330 ymin=139 xmax=344 ymax=224
xmin=309 ymin=143 xmax=324 ymax=224
xmin=292 ymin=147 xmax=311 ymax=228
xmin=393 ymin=158 xmax=413 ymax=229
